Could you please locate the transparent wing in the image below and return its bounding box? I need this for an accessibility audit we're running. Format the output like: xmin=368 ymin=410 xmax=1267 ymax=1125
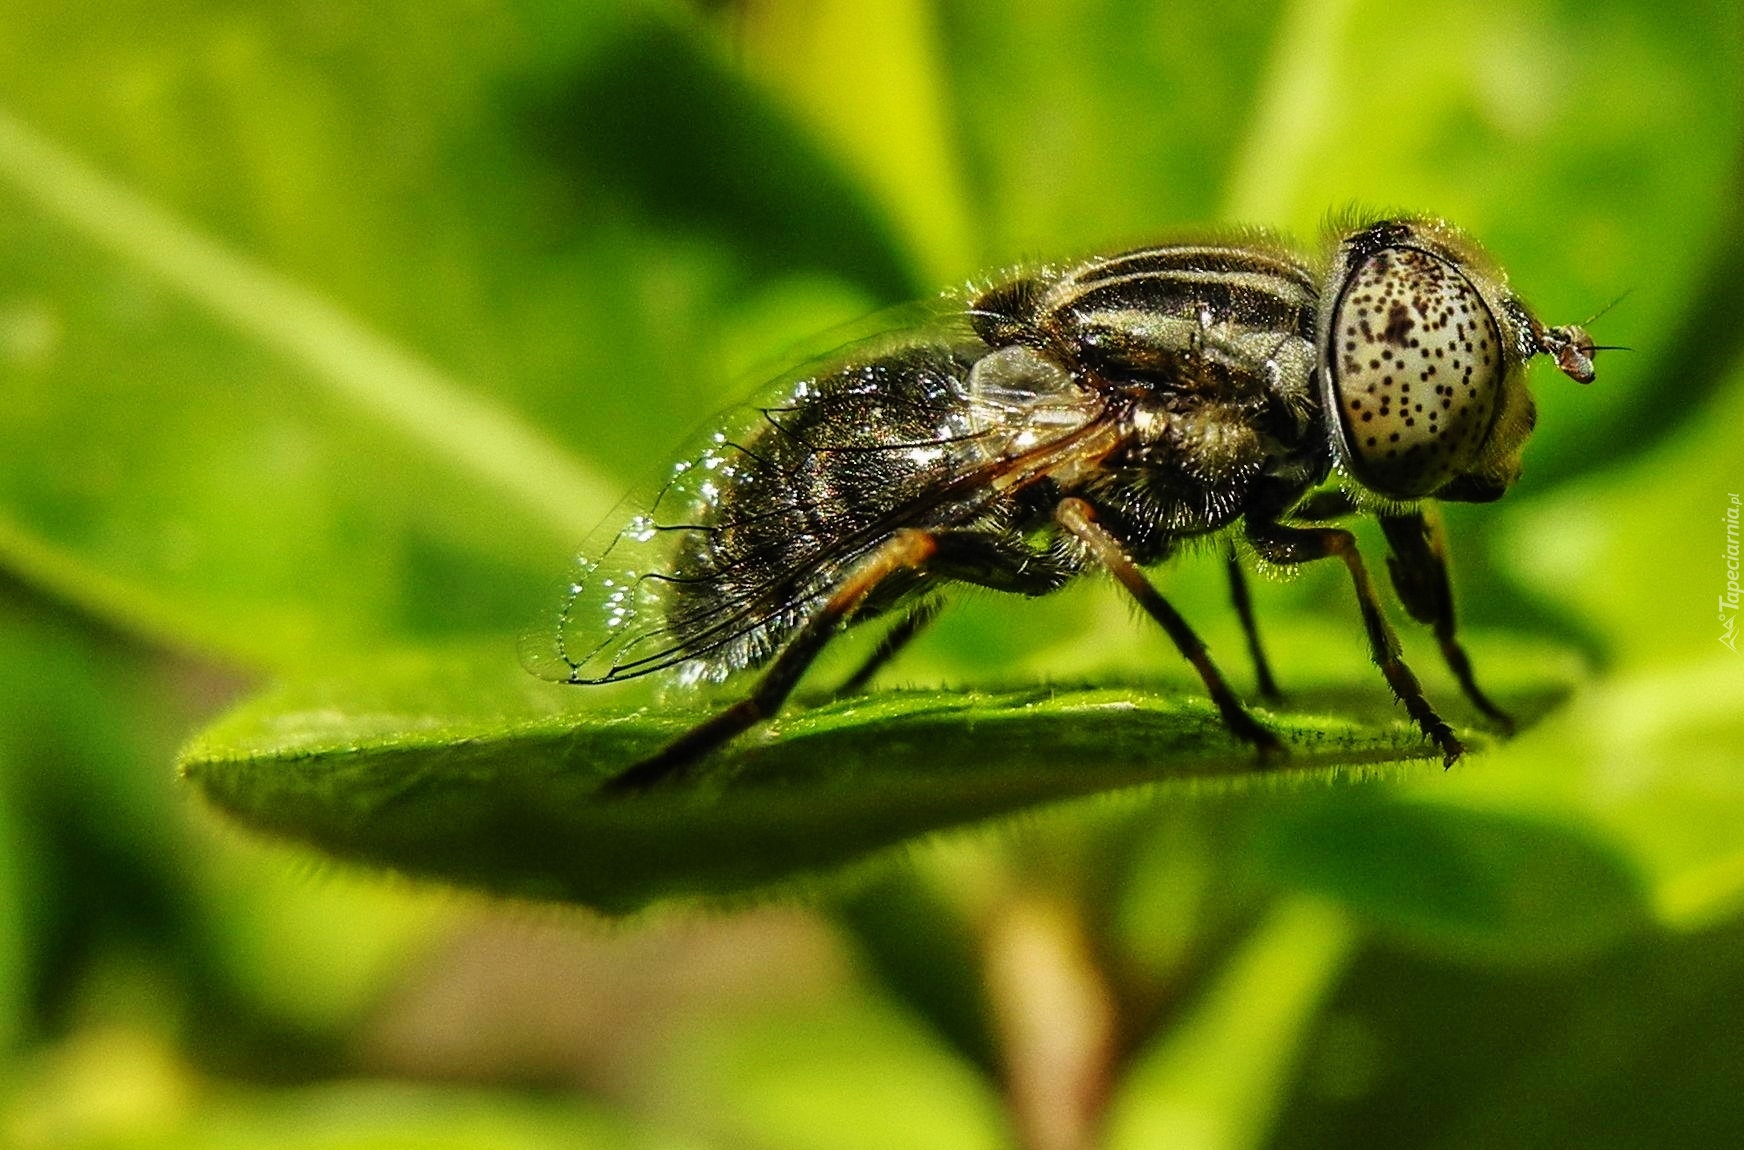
xmin=521 ymin=297 xmax=1109 ymax=687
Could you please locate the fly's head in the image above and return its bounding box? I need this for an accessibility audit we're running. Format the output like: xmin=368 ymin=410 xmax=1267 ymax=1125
xmin=1536 ymin=320 xmax=1599 ymax=384
xmin=1315 ymin=216 xmax=1605 ymax=505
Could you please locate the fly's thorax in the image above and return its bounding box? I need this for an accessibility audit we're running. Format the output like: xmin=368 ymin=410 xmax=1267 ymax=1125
xmin=971 ymin=241 xmax=1317 ymax=360
xmin=1213 ymin=326 xmax=1318 ymax=409
xmin=1317 ymin=218 xmax=1544 ymax=504
xmin=969 ymin=275 xmax=1051 ymax=349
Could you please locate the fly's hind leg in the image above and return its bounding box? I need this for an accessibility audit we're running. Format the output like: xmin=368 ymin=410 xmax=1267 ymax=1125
xmin=1247 ymin=518 xmax=1464 ymax=766
xmin=606 ymin=529 xmax=941 ymax=793
xmin=836 ymin=529 xmax=1070 ymax=696
xmin=834 ymin=599 xmax=942 ymax=697
xmin=1056 ymin=498 xmax=1282 ymax=759
xmin=1377 ymin=507 xmax=1515 ymax=733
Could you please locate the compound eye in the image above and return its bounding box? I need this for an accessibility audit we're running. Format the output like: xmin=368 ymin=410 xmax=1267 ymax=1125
xmin=1327 ymin=246 xmax=1504 ymax=499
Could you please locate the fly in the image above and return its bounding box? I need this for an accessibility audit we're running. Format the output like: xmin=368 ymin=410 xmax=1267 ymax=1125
xmin=521 ymin=216 xmax=1608 ymax=790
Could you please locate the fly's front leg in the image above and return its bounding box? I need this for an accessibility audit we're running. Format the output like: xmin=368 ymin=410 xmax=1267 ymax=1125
xmin=607 ymin=529 xmax=940 ymax=793
xmin=1246 ymin=518 xmax=1464 ymax=766
xmin=1377 ymin=508 xmax=1515 ymax=734
xmin=1056 ymin=498 xmax=1282 ymax=759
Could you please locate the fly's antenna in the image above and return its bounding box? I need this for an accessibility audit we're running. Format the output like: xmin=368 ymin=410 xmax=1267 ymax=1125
xmin=1578 ymin=291 xmax=1634 ymax=358
xmin=1579 ymin=288 xmax=1632 ymax=329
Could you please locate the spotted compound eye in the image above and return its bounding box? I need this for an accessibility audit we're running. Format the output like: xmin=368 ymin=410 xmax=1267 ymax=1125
xmin=1327 ymin=246 xmax=1504 ymax=499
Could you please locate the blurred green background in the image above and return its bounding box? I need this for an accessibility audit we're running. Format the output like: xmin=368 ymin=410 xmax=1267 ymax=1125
xmin=0 ymin=0 xmax=1741 ymax=1146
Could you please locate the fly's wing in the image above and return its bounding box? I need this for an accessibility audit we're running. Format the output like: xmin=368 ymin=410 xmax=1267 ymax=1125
xmin=516 ymin=393 xmax=860 ymax=687
xmin=521 ymin=298 xmax=1109 ymax=687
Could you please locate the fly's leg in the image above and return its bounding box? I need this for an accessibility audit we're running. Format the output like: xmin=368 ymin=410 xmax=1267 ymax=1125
xmin=1224 ymin=549 xmax=1282 ymax=703
xmin=606 ymin=529 xmax=941 ymax=793
xmin=1056 ymin=498 xmax=1282 ymax=759
xmin=1247 ymin=519 xmax=1464 ymax=766
xmin=1290 ymin=489 xmax=1358 ymax=522
xmin=834 ymin=527 xmax=1073 ymax=697
xmin=1377 ymin=508 xmax=1515 ymax=733
xmin=834 ymin=599 xmax=942 ymax=697
xmin=1221 ymin=488 xmax=1357 ymax=702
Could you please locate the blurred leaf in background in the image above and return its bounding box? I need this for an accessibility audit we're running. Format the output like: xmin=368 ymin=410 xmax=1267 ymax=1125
xmin=0 ymin=0 xmax=1740 ymax=1147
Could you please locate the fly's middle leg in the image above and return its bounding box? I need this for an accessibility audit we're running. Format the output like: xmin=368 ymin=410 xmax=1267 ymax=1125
xmin=1056 ymin=497 xmax=1283 ymax=760
xmin=1222 ymin=487 xmax=1363 ymax=704
xmin=1224 ymin=549 xmax=1282 ymax=703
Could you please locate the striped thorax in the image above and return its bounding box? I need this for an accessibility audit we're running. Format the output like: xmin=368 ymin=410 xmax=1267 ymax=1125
xmin=968 ymin=217 xmax=1598 ymax=513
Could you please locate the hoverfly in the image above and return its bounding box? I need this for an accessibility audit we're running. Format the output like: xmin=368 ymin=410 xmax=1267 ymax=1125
xmin=521 ymin=216 xmax=1605 ymax=791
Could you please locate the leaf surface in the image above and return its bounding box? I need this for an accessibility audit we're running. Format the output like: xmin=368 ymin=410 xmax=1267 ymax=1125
xmin=180 ymin=646 xmax=1579 ymax=914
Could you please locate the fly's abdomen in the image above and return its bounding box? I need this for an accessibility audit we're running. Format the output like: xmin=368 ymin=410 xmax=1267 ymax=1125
xmin=525 ymin=326 xmax=1015 ymax=688
xmin=655 ymin=342 xmax=988 ymax=678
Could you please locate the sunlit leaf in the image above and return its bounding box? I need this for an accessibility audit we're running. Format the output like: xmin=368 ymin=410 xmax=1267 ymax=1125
xmin=0 ymin=1 xmax=913 ymax=670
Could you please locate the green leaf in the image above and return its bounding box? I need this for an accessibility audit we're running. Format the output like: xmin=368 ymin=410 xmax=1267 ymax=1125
xmin=0 ymin=112 xmax=599 ymax=666
xmin=1251 ymin=795 xmax=1649 ymax=965
xmin=177 ymin=645 xmax=1579 ymax=914
xmin=1422 ymin=660 xmax=1744 ymax=933
xmin=1269 ymin=915 xmax=1744 ymax=1150
xmin=1433 ymin=355 xmax=1744 ymax=933
xmin=1103 ymin=898 xmax=1357 ymax=1150
xmin=936 ymin=0 xmax=1290 ymax=256
xmin=729 ymin=0 xmax=979 ymax=285
xmin=0 ymin=589 xmax=194 ymax=1048
xmin=667 ymin=994 xmax=1014 ymax=1150
xmin=0 ymin=1 xmax=916 ymax=671
xmin=0 ymin=764 xmax=31 ymax=1050
xmin=1 ymin=1061 xmax=662 ymax=1150
xmin=829 ymin=868 xmax=1003 ymax=1076
xmin=534 ymin=9 xmax=923 ymax=298
xmin=0 ymin=581 xmax=461 ymax=1066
